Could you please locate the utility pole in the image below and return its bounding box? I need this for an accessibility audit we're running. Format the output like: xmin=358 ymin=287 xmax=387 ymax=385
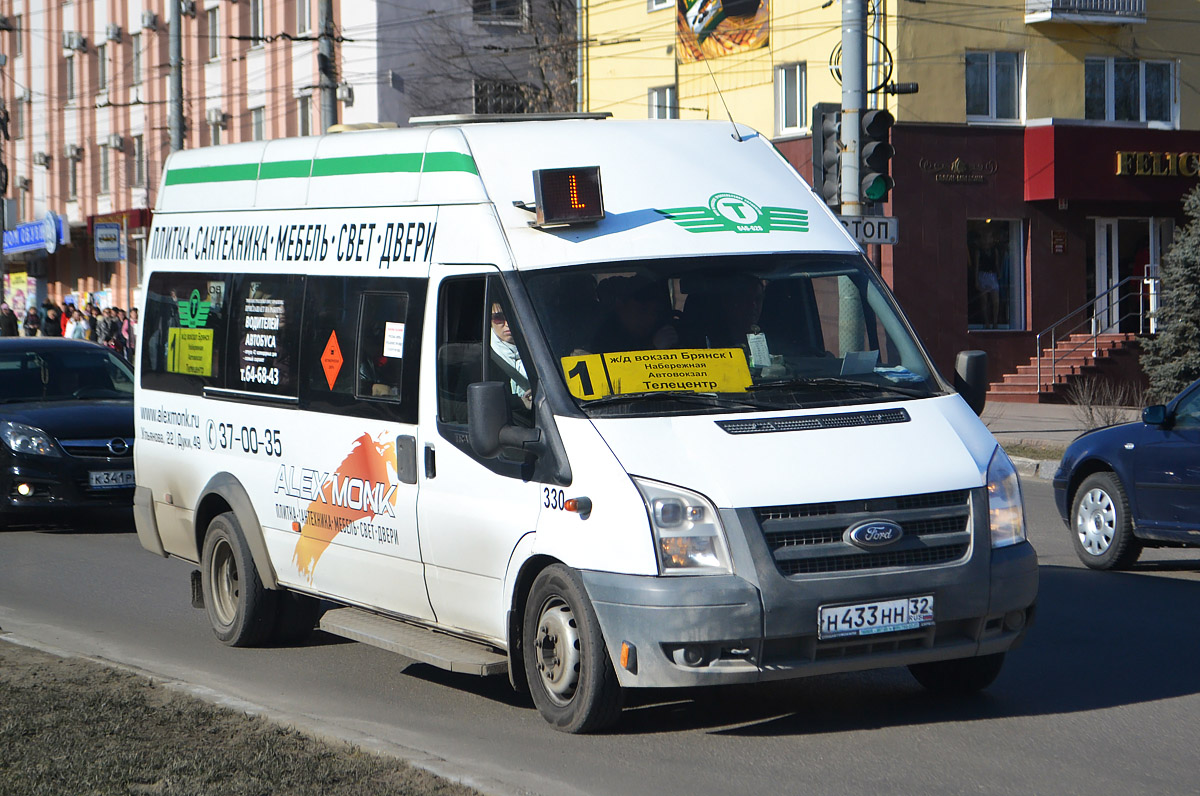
xmin=319 ymin=0 xmax=338 ymax=131
xmin=839 ymin=0 xmax=866 ymax=219
xmin=169 ymin=0 xmax=184 ymax=152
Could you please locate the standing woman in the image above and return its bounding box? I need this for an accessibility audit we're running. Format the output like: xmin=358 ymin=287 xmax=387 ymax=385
xmin=22 ymin=307 xmax=40 ymax=337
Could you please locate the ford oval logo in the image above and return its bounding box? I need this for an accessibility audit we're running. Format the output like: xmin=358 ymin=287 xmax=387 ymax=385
xmin=847 ymin=520 xmax=904 ymax=548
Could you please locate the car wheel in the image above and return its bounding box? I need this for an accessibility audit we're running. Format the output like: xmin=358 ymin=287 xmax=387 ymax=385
xmin=522 ymin=564 xmax=623 ymax=733
xmin=200 ymin=512 xmax=278 ymax=647
xmin=1071 ymin=472 xmax=1142 ymax=571
xmin=908 ymin=652 xmax=1005 ymax=695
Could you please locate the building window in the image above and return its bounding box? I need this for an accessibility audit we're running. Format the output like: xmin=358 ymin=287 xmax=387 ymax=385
xmin=96 ymin=44 xmax=107 ymax=92
xmin=69 ymin=158 xmax=78 ymax=200
xmin=207 ymin=7 xmax=220 ymax=60
xmin=474 ymin=80 xmax=526 ymax=114
xmin=99 ymin=145 xmax=110 ymax=194
xmin=65 ymin=55 xmax=75 ymax=101
xmin=297 ymin=95 xmax=311 ymax=136
xmin=775 ymin=62 xmax=806 ymax=133
xmin=473 ymin=0 xmax=524 ymax=22
xmin=1085 ymin=57 xmax=1174 ymax=124
xmin=252 ymin=107 xmax=265 ymax=141
xmin=250 ymin=0 xmax=265 ymax=45
xmin=296 ymin=0 xmax=311 ymax=33
xmin=648 ymin=85 xmax=678 ymax=119
xmin=12 ymin=96 xmax=23 ymax=140
xmin=131 ymin=33 xmax=142 ymax=85
xmin=133 ymin=134 xmax=145 ymax=186
xmin=209 ymin=119 xmax=222 ymax=146
xmin=648 ymin=0 xmax=672 ymax=10
xmin=965 ymin=51 xmax=1021 ymax=121
xmin=967 ymin=219 xmax=1024 ymax=330
xmin=13 ymin=14 xmax=22 ymax=57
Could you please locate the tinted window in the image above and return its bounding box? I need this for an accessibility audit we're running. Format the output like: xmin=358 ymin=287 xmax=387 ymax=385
xmin=0 ymin=348 xmax=133 ymax=402
xmin=141 ymin=272 xmax=229 ymax=395
xmin=226 ymin=273 xmax=305 ymax=397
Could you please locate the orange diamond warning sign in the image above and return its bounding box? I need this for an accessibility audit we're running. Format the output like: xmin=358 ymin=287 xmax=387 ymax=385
xmin=321 ymin=330 xmax=343 ymax=390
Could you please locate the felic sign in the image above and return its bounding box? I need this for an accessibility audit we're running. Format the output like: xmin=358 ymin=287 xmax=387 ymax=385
xmin=1116 ymin=150 xmax=1200 ymax=178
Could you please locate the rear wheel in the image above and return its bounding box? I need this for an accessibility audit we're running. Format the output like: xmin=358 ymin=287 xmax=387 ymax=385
xmin=522 ymin=564 xmax=623 ymax=733
xmin=909 ymin=653 xmax=1005 ymax=695
xmin=1071 ymin=471 xmax=1142 ymax=571
xmin=200 ymin=512 xmax=277 ymax=647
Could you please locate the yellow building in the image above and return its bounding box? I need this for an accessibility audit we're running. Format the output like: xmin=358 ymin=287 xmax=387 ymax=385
xmin=582 ymin=1 xmax=1200 ymax=402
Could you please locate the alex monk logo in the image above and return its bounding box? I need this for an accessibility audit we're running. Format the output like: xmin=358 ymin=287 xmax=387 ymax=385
xmin=655 ymin=192 xmax=809 ymax=234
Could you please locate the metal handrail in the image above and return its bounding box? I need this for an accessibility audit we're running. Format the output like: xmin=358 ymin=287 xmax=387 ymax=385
xmin=1034 ymin=275 xmax=1155 ymax=393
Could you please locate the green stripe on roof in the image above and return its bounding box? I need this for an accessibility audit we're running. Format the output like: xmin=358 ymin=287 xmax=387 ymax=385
xmin=259 ymin=159 xmax=312 ymax=179
xmin=311 ymin=152 xmax=424 ymax=177
xmin=164 ymin=163 xmax=260 ymax=185
xmin=422 ymin=151 xmax=479 ymax=174
xmin=165 ymin=151 xmax=479 ymax=186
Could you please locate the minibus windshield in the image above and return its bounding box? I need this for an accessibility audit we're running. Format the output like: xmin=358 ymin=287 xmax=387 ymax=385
xmin=522 ymin=254 xmax=944 ymax=415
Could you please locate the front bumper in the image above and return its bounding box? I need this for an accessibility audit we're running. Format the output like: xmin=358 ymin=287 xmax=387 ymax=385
xmin=1 ymin=453 xmax=135 ymax=529
xmin=582 ymin=496 xmax=1038 ymax=689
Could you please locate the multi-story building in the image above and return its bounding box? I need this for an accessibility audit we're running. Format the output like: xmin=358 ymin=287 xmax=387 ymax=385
xmin=582 ymin=1 xmax=1200 ymax=397
xmin=0 ymin=0 xmax=572 ymax=316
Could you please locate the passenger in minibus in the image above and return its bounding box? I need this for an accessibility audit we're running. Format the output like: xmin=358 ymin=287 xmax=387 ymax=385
xmin=590 ymin=276 xmax=679 ymax=353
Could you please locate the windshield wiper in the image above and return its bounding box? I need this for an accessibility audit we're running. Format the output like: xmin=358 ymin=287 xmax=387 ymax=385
xmin=583 ymin=390 xmax=759 ymax=410
xmin=746 ymin=376 xmax=931 ymax=399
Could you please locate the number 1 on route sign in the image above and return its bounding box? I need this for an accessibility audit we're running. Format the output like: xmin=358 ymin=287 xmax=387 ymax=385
xmin=561 ymin=354 xmax=612 ymax=400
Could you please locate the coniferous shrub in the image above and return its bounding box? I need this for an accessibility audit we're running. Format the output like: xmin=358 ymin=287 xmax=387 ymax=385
xmin=1141 ymin=185 xmax=1200 ymax=402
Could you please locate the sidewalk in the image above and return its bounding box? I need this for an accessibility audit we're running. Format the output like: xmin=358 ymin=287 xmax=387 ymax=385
xmin=980 ymin=400 xmax=1139 ymax=481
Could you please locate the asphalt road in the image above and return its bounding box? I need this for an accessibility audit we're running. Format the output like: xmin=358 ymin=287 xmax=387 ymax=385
xmin=2 ymin=479 xmax=1199 ymax=796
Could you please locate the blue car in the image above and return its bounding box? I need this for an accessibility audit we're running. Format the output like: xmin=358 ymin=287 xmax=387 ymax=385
xmin=1053 ymin=377 xmax=1200 ymax=570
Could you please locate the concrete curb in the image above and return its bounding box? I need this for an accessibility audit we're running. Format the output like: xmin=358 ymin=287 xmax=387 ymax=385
xmin=1010 ymin=456 xmax=1061 ymax=482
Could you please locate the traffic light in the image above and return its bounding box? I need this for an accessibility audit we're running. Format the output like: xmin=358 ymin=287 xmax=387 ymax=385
xmin=811 ymin=102 xmax=841 ymax=208
xmin=860 ymin=108 xmax=895 ymax=205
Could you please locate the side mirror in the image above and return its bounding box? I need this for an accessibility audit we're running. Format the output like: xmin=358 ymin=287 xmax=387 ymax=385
xmin=467 ymin=381 xmax=543 ymax=459
xmin=1143 ymin=404 xmax=1168 ymax=426
xmin=954 ymin=350 xmax=988 ymax=416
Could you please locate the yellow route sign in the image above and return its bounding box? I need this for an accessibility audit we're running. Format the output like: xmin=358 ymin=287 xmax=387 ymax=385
xmin=560 ymin=348 xmax=751 ymax=399
xmin=168 ymin=328 xmax=215 ymax=377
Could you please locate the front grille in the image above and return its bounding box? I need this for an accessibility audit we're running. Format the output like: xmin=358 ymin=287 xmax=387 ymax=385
xmin=755 ymin=489 xmax=972 ymax=577
xmin=59 ymin=438 xmax=134 ymax=458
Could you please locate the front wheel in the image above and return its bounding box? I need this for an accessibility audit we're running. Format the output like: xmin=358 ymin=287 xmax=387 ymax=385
xmin=908 ymin=653 xmax=1005 ymax=695
xmin=200 ymin=512 xmax=277 ymax=647
xmin=1071 ymin=471 xmax=1141 ymax=571
xmin=522 ymin=564 xmax=623 ymax=733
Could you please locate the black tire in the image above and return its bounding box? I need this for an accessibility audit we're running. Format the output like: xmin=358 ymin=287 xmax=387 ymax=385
xmin=522 ymin=564 xmax=623 ymax=733
xmin=271 ymin=591 xmax=321 ymax=645
xmin=1070 ymin=471 xmax=1142 ymax=571
xmin=908 ymin=652 xmax=1006 ymax=695
xmin=200 ymin=512 xmax=278 ymax=647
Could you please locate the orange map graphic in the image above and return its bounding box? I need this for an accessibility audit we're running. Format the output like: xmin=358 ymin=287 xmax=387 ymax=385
xmin=293 ymin=432 xmax=397 ymax=581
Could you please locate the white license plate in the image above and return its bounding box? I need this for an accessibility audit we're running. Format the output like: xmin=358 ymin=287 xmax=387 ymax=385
xmin=818 ymin=594 xmax=934 ymax=640
xmin=89 ymin=470 xmax=135 ymax=488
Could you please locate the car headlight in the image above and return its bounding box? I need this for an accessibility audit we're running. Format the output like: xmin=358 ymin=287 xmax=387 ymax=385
xmin=633 ymin=477 xmax=732 ymax=575
xmin=0 ymin=421 xmax=61 ymax=457
xmin=987 ymin=446 xmax=1026 ymax=548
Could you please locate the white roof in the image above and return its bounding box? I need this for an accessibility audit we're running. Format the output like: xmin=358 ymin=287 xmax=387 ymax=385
xmin=155 ymin=119 xmax=859 ymax=269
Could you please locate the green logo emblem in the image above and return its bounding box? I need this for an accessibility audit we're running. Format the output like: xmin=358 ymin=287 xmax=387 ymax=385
xmin=177 ymin=289 xmax=212 ymax=329
xmin=655 ymin=193 xmax=809 ymax=234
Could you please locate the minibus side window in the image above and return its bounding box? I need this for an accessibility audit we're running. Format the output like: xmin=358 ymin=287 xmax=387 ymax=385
xmin=436 ymin=275 xmax=534 ymax=443
xmin=300 ymin=276 xmax=424 ymax=425
xmin=140 ymin=271 xmax=228 ymax=396
xmin=224 ymin=274 xmax=305 ymax=398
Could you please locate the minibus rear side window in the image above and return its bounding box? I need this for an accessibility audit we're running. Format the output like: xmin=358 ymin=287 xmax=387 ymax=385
xmin=225 ymin=273 xmax=305 ymax=398
xmin=140 ymin=271 xmax=229 ymax=395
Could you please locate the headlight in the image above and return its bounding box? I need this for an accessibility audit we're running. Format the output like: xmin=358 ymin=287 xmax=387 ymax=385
xmin=987 ymin=446 xmax=1025 ymax=548
xmin=0 ymin=421 xmax=61 ymax=457
xmin=633 ymin=477 xmax=732 ymax=575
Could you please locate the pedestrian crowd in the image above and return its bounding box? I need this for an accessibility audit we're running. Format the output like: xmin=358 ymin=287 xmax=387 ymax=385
xmin=0 ymin=299 xmax=137 ymax=361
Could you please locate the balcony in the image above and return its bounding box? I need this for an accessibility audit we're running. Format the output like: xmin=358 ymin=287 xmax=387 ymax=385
xmin=1025 ymin=0 xmax=1146 ymax=25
